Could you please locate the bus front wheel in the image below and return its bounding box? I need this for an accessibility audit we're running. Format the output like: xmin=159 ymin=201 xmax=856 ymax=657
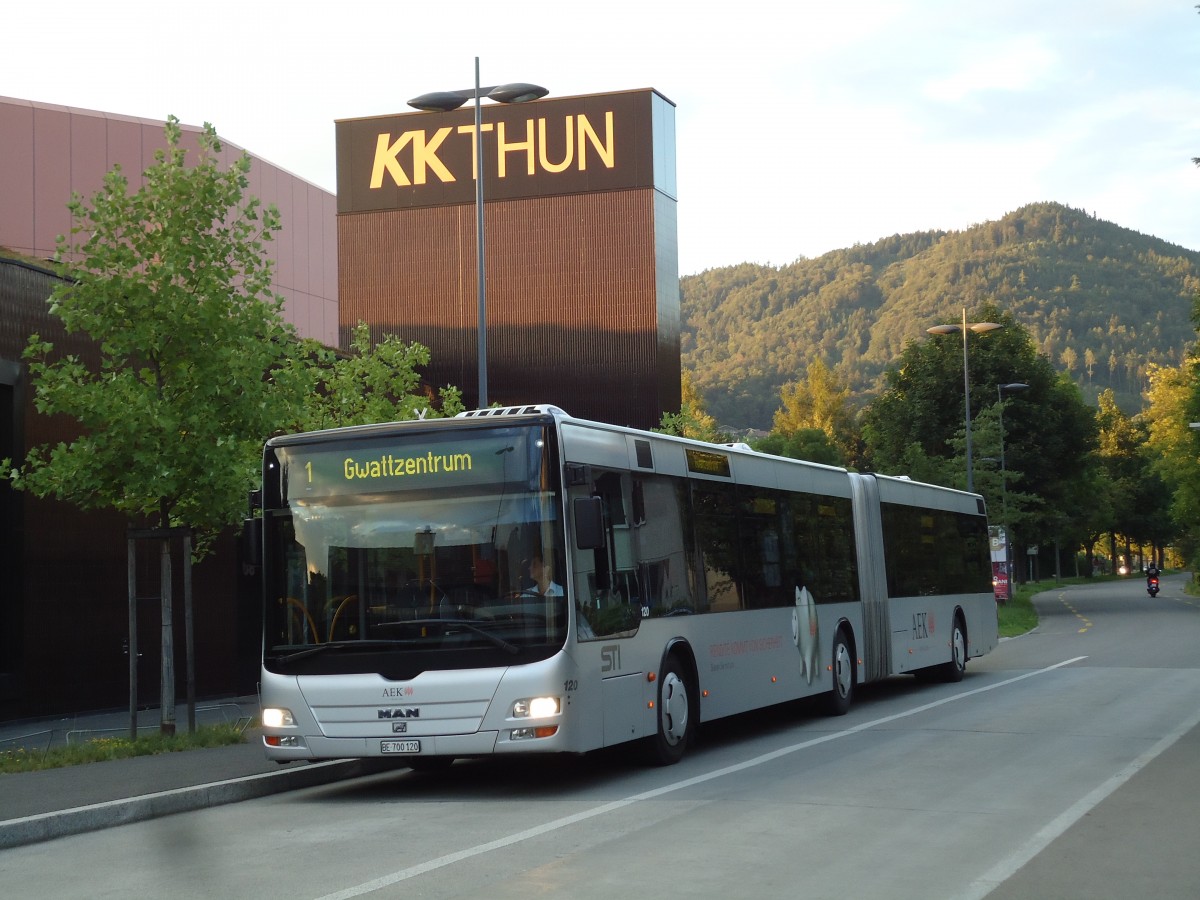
xmin=648 ymin=653 xmax=695 ymax=765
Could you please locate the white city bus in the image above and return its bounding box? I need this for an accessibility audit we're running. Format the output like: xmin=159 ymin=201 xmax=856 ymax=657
xmin=257 ymin=405 xmax=997 ymax=766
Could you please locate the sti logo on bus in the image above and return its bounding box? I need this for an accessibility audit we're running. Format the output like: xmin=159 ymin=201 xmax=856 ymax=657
xmin=379 ymin=708 xmax=420 ymax=719
xmin=601 ymin=645 xmax=621 ymax=673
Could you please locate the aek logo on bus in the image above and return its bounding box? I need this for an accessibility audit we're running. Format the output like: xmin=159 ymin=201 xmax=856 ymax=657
xmin=912 ymin=611 xmax=936 ymax=639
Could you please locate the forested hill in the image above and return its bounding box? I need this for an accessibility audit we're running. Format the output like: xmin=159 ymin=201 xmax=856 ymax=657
xmin=681 ymin=201 xmax=1200 ymax=432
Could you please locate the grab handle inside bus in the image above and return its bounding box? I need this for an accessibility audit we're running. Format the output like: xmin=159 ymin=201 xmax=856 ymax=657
xmin=573 ymin=496 xmax=604 ymax=550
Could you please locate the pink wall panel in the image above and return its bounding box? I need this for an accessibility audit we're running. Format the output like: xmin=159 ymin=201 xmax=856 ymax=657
xmin=3 ymin=96 xmax=338 ymax=344
xmin=289 ymin=177 xmax=310 ymax=295
xmin=104 ymin=114 xmax=143 ymax=194
xmin=272 ymin=163 xmax=295 ymax=292
xmin=323 ymin=190 xmax=338 ymax=302
xmin=32 ymin=106 xmax=72 ymax=254
xmin=307 ymin=183 xmax=324 ymax=303
xmin=68 ymin=110 xmax=108 ymax=222
xmin=0 ymin=99 xmax=36 ymax=256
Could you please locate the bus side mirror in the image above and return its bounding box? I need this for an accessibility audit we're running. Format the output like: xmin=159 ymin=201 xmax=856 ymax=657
xmin=573 ymin=497 xmax=605 ymax=550
xmin=242 ymin=517 xmax=262 ymax=567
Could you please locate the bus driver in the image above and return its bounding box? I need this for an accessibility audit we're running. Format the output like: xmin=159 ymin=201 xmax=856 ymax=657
xmin=528 ymin=554 xmax=563 ymax=597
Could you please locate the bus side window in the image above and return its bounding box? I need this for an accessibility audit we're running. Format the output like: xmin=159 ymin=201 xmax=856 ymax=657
xmin=630 ymin=476 xmax=695 ymax=616
xmin=691 ymin=482 xmax=742 ymax=612
xmin=737 ymin=487 xmax=788 ymax=609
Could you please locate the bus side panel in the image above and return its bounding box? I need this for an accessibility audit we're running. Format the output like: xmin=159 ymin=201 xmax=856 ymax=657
xmin=601 ymin=672 xmax=650 ymax=745
xmin=888 ymin=591 xmax=998 ymax=673
xmin=962 ymin=591 xmax=999 ymax=659
xmin=565 ymin=639 xmax=654 ymax=750
xmin=605 ymin=606 xmax=862 ymax=728
xmin=888 ymin=595 xmax=952 ymax=674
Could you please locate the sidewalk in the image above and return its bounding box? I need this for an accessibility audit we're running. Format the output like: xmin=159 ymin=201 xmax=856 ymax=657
xmin=0 ymin=697 xmax=385 ymax=850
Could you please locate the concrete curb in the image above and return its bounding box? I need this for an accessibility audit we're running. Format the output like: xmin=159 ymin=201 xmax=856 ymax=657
xmin=0 ymin=758 xmax=389 ymax=850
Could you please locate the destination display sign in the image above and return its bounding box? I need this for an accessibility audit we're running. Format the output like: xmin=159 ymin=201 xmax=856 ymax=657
xmin=685 ymin=448 xmax=732 ymax=478
xmin=280 ymin=432 xmax=532 ymax=500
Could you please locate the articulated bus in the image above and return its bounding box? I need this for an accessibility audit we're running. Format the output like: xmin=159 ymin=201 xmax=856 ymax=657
xmin=257 ymin=405 xmax=998 ymax=766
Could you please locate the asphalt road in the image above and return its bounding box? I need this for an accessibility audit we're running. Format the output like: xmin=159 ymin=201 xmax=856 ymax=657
xmin=2 ymin=574 xmax=1197 ymax=899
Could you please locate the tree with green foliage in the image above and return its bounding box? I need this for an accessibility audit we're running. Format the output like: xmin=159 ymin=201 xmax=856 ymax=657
xmin=958 ymin=402 xmax=1037 ymax=532
xmin=751 ymin=428 xmax=842 ymax=466
xmin=770 ymin=358 xmax=858 ymax=464
xmin=1143 ymin=363 xmax=1200 ymax=566
xmin=4 ymin=116 xmax=294 ymax=550
xmin=1066 ymin=390 xmax=1129 ymax=568
xmin=1 ymin=117 xmax=298 ymax=734
xmin=657 ymin=372 xmax=729 ymax=443
xmin=287 ymin=321 xmax=463 ymax=431
xmin=1094 ymin=389 xmax=1149 ymax=565
xmin=862 ymin=303 xmax=1099 ymax=576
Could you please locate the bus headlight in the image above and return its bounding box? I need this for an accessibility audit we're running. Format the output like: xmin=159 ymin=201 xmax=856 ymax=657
xmin=262 ymin=707 xmax=296 ymax=728
xmin=512 ymin=697 xmax=560 ymax=718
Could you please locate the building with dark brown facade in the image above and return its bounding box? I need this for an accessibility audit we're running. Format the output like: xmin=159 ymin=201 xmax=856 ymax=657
xmin=0 ymin=97 xmax=338 ymax=719
xmin=335 ymin=88 xmax=680 ymax=429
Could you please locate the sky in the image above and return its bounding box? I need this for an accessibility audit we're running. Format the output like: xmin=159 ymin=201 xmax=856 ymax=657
xmin=4 ymin=1 xmax=1199 ymax=276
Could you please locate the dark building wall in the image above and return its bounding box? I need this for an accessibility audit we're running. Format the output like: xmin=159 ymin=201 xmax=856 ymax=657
xmin=335 ymin=89 xmax=681 ymax=428
xmin=338 ymin=188 xmax=679 ymax=427
xmin=0 ymin=259 xmax=257 ymax=720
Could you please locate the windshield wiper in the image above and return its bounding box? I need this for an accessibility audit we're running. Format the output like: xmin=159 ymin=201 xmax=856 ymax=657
xmin=275 ymin=639 xmax=398 ymax=666
xmin=275 ymin=621 xmax=522 ymax=664
xmin=408 ymin=618 xmax=522 ymax=655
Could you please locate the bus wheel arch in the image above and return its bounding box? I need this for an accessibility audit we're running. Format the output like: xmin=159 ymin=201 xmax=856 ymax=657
xmin=647 ymin=640 xmax=699 ymax=765
xmin=823 ymin=623 xmax=856 ymax=717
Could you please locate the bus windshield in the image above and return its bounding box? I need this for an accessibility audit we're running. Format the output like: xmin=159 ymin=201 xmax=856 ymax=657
xmin=261 ymin=424 xmax=568 ymax=675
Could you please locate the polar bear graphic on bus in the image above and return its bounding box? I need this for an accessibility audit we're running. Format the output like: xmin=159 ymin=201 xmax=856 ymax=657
xmin=792 ymin=585 xmax=820 ymax=685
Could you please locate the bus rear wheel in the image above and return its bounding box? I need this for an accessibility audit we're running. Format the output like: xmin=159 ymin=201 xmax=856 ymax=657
xmin=938 ymin=615 xmax=967 ymax=683
xmin=648 ymin=652 xmax=695 ymax=766
xmin=824 ymin=628 xmax=855 ymax=716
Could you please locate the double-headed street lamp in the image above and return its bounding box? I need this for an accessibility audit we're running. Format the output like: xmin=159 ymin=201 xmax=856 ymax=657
xmin=408 ymin=59 xmax=548 ymax=409
xmin=927 ymin=309 xmax=1003 ymax=492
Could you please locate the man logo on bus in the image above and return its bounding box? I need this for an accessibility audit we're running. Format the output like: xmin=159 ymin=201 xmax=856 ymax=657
xmin=379 ymin=708 xmax=420 ymax=719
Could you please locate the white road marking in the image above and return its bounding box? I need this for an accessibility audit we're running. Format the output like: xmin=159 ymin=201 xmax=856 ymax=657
xmin=959 ymin=701 xmax=1200 ymax=900
xmin=315 ymin=657 xmax=1088 ymax=900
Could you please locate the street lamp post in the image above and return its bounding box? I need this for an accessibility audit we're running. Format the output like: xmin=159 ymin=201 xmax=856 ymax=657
xmin=408 ymin=60 xmax=548 ymax=409
xmin=927 ymin=308 xmax=1003 ymax=493
xmin=994 ymin=381 xmax=1028 ymax=602
xmin=995 ymin=381 xmax=1029 ymax=522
